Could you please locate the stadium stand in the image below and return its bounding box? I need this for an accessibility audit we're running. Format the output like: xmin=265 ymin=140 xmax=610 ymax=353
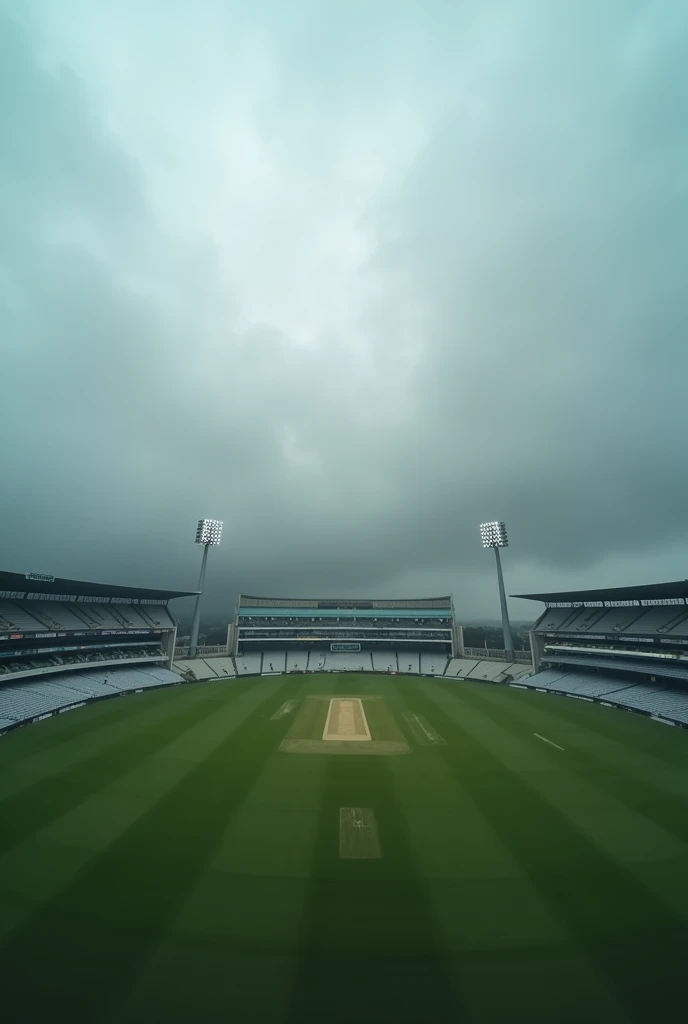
xmin=420 ymin=652 xmax=449 ymax=675
xmin=0 ymin=603 xmax=46 ymax=631
xmin=236 ymin=653 xmax=262 ymax=676
xmin=53 ymin=674 xmax=131 ymax=699
xmin=401 ymin=652 xmax=420 ymax=674
xmin=442 ymin=657 xmax=532 ymax=682
xmin=0 ymin=598 xmax=176 ymax=633
xmin=210 ymin=657 xmax=237 ymax=678
xmin=513 ymin=579 xmax=688 ymax=726
xmin=543 ymin=651 xmax=688 ymax=681
xmin=286 ymin=651 xmax=309 ymax=672
xmin=234 ymin=595 xmax=455 ymax=660
xmin=0 ymin=646 xmax=166 ymax=683
xmin=306 ymin=651 xmax=325 ymax=671
xmin=519 ymin=667 xmax=688 ymax=724
xmin=261 ymin=650 xmax=287 ymax=674
xmin=469 ymin=660 xmax=510 ymax=682
xmin=21 ymin=601 xmax=90 ymax=630
xmin=0 ymin=569 xmax=193 ymax=735
xmin=326 ymin=651 xmax=374 ymax=672
xmin=372 ymin=651 xmax=399 ymax=673
xmin=446 ymin=658 xmax=479 ymax=678
xmin=172 ymin=595 xmax=533 ymax=681
xmin=173 ymin=657 xmax=236 ymax=681
xmin=0 ymin=665 xmax=180 ymax=732
xmin=193 ymin=658 xmax=222 ymax=679
xmin=529 ymin=668 xmax=636 ymax=699
xmin=535 ymin=606 xmax=581 ymax=631
xmin=197 ymin=645 xmax=531 ymax=682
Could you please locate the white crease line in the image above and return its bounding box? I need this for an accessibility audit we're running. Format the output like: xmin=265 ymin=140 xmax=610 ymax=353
xmin=533 ymin=732 xmax=565 ymax=751
xmin=416 ymin=716 xmax=437 ymax=741
xmin=411 ymin=714 xmax=445 ymax=744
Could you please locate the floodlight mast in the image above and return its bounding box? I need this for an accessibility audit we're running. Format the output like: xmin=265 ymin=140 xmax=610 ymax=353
xmin=479 ymin=521 xmax=514 ymax=660
xmin=188 ymin=519 xmax=223 ymax=658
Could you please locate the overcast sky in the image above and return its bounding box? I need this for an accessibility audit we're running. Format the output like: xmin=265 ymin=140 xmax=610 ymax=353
xmin=1 ymin=1 xmax=687 ymax=624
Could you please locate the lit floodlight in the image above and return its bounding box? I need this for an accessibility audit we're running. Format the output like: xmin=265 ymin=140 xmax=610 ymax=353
xmin=189 ymin=518 xmax=224 ymax=657
xmin=479 ymin=520 xmax=513 ymax=657
xmin=480 ymin=521 xmax=508 ymax=549
xmin=195 ymin=518 xmax=223 ymax=546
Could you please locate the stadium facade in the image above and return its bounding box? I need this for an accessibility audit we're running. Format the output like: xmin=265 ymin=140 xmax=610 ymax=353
xmin=231 ymin=593 xmax=460 ymax=665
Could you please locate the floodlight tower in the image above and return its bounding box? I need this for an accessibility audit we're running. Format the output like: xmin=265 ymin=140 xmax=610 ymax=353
xmin=480 ymin=521 xmax=514 ymax=660
xmin=188 ymin=518 xmax=223 ymax=658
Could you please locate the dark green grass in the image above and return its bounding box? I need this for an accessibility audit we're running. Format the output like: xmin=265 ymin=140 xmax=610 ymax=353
xmin=1 ymin=674 xmax=688 ymax=1022
xmin=286 ymin=677 xmax=457 ymax=1021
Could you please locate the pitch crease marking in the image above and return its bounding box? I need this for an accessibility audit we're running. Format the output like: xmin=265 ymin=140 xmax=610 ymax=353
xmin=533 ymin=732 xmax=565 ymax=751
xmin=339 ymin=807 xmax=381 ymax=858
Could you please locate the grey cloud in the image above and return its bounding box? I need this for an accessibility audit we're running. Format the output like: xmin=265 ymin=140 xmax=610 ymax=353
xmin=1 ymin=3 xmax=688 ymax=624
xmin=364 ymin=3 xmax=688 ymax=570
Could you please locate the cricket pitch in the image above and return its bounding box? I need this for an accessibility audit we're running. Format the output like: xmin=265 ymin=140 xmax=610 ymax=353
xmin=280 ymin=695 xmax=410 ymax=755
xmin=323 ymin=698 xmax=371 ymax=741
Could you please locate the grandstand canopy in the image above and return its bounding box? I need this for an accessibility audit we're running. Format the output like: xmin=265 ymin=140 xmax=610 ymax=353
xmin=512 ymin=580 xmax=688 ymax=605
xmin=238 ymin=607 xmax=453 ymax=619
xmin=0 ymin=570 xmax=197 ymax=601
xmin=238 ymin=595 xmax=452 ymax=610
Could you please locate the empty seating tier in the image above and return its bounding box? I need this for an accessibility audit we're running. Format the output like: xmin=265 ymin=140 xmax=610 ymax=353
xmin=0 ymin=665 xmax=180 ymax=731
xmin=519 ymin=668 xmax=688 ymax=725
xmin=372 ymin=652 xmax=399 ymax=672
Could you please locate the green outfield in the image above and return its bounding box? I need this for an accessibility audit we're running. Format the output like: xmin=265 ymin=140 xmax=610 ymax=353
xmin=2 ymin=673 xmax=688 ymax=1022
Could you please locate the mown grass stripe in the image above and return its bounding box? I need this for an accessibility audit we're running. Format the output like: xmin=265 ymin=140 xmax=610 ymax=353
xmin=437 ymin=684 xmax=684 ymax=870
xmin=410 ymin=679 xmax=688 ymax=1023
xmin=0 ymin=681 xmax=248 ymax=801
xmin=0 ymin=676 xmax=297 ymax=1023
xmin=473 ymin=679 xmax=688 ymax=781
xmin=286 ymin=677 xmax=460 ymax=1022
xmin=484 ymin=681 xmax=688 ymax=767
xmin=0 ymin=681 xmax=257 ymax=854
xmin=447 ymin=679 xmax=688 ymax=856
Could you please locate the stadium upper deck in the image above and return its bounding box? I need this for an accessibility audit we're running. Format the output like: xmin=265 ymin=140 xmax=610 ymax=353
xmin=233 ymin=594 xmax=457 ymax=656
xmin=0 ymin=569 xmax=192 ymax=684
xmin=517 ymin=579 xmax=688 ymax=681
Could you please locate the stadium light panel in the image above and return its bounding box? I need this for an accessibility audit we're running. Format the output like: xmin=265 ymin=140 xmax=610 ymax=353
xmin=480 ymin=521 xmax=508 ymax=548
xmin=195 ymin=519 xmax=223 ymax=546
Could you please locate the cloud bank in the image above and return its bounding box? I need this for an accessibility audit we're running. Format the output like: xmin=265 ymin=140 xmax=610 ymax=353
xmin=1 ymin=1 xmax=687 ymax=622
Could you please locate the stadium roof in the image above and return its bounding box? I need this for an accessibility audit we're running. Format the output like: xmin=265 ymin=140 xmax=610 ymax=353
xmin=512 ymin=580 xmax=688 ymax=604
xmin=0 ymin=570 xmax=197 ymax=601
xmin=238 ymin=594 xmax=452 ymax=609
